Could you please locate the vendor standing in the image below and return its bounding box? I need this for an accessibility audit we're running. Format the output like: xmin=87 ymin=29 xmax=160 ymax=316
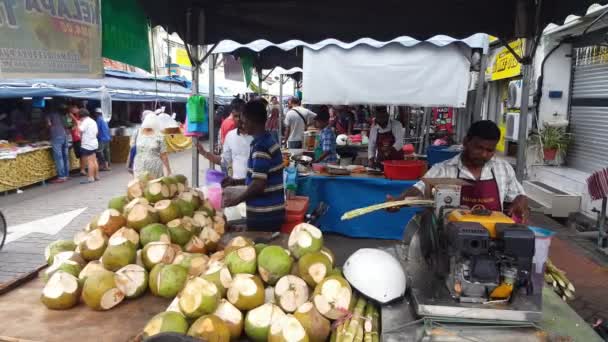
xmin=284 ymin=97 xmax=316 ymax=150
xmin=368 ymin=106 xmax=404 ymax=167
xmin=223 ymin=100 xmax=285 ymax=231
xmin=388 ymin=120 xmax=529 ymax=220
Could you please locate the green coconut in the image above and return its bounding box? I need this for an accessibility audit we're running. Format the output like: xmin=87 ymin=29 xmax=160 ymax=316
xmin=50 ymin=251 xmax=85 ymax=268
xmin=142 ymin=241 xmax=177 ymax=270
xmin=123 ymin=197 xmax=149 ymax=216
xmin=297 ymin=252 xmax=332 ymax=287
xmin=114 ymin=264 xmax=148 ymax=299
xmin=225 ymin=246 xmax=257 ymax=275
xmin=44 ymin=240 xmax=76 ymax=265
xmin=109 ymin=227 xmax=140 ymax=248
xmin=214 ymin=299 xmax=244 ymax=340
xmin=184 ymin=235 xmax=207 ymax=254
xmin=173 ymin=198 xmax=195 ymax=218
xmin=202 ymin=261 xmax=233 ymax=297
xmin=258 ymin=246 xmax=293 ymax=285
xmin=193 ymin=211 xmax=214 ymax=231
xmin=274 ymin=275 xmax=310 ymax=313
xmin=293 ymin=302 xmax=331 ymax=342
xmin=320 ymin=247 xmax=335 ymax=268
xmin=167 ymin=219 xmax=193 ymax=246
xmin=209 ymin=251 xmax=225 ymax=264
xmin=41 ymin=271 xmax=81 ymax=310
xmin=254 ymin=243 xmax=269 ymax=255
xmin=79 ymin=229 xmax=108 ymax=261
xmin=288 ymin=223 xmax=324 ymax=259
xmin=227 ymin=274 xmax=265 ymax=311
xmin=179 ymin=190 xmax=201 ymax=210
xmin=178 ymin=277 xmax=221 ymax=319
xmin=328 ymin=267 xmax=343 ymax=277
xmin=108 ymin=196 xmax=128 ymax=212
xmin=199 ymin=226 xmax=221 ymax=253
xmin=87 ymin=214 xmax=100 ymax=232
xmin=43 ymin=259 xmax=82 ymax=283
xmin=82 ymin=269 xmax=125 ymax=310
xmin=173 ymin=252 xmax=209 ymax=277
xmin=213 ymin=215 xmax=226 ymax=235
xmin=187 ymin=315 xmax=231 ymax=342
xmin=145 ymin=179 xmax=171 ymax=203
xmin=78 ymin=260 xmax=106 ymax=287
xmin=143 ymin=311 xmax=189 ymax=338
xmin=268 ymin=315 xmax=309 ymax=342
xmin=140 ymin=223 xmax=171 ymax=247
xmin=224 ymin=236 xmax=255 ymax=255
xmin=126 ymin=204 xmax=159 ymax=231
xmin=244 ymin=303 xmax=287 ymax=342
xmin=312 ymin=275 xmax=352 ymax=320
xmin=149 ymin=263 xmax=188 ymax=298
xmin=127 ymin=179 xmax=145 ymax=200
xmin=101 ymin=237 xmax=137 ymax=272
xmin=174 ymin=174 xmax=188 ymax=191
xmin=161 ymin=176 xmax=179 ymax=197
xmin=155 ymin=199 xmax=182 ymax=224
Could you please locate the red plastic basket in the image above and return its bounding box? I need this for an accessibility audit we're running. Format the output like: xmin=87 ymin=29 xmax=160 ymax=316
xmin=382 ymin=160 xmax=426 ymax=180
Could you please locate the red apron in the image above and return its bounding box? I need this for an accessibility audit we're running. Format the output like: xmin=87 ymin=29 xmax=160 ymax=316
xmin=376 ymin=128 xmax=404 ymax=162
xmin=458 ymin=168 xmax=502 ymax=211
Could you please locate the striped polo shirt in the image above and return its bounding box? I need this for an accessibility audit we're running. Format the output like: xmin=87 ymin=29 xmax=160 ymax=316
xmin=246 ymin=131 xmax=285 ymax=231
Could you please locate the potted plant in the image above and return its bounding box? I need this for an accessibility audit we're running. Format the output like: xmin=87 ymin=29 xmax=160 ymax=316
xmin=529 ymin=124 xmax=572 ymax=161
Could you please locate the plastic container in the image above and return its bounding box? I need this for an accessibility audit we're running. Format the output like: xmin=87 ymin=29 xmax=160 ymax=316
xmin=427 ymin=145 xmax=460 ymax=168
xmin=529 ymin=226 xmax=555 ymax=273
xmin=206 ymin=184 xmax=223 ymax=210
xmin=206 ymin=169 xmax=225 ymax=185
xmin=281 ymin=196 xmax=310 ymax=234
xmin=382 ymin=160 xmax=426 ymax=180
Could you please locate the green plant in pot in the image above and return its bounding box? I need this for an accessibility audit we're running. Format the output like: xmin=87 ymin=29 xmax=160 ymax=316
xmin=529 ymin=124 xmax=572 ymax=161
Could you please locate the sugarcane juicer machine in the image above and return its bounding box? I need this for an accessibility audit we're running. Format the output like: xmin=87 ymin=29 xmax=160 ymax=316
xmin=407 ymin=183 xmax=543 ymax=322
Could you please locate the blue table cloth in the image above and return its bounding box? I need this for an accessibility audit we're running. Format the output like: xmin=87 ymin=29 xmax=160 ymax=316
xmin=297 ymin=175 xmax=421 ymax=240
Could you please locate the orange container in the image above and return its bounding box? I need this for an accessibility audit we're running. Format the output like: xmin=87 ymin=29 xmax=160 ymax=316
xmin=286 ymin=196 xmax=309 ymax=217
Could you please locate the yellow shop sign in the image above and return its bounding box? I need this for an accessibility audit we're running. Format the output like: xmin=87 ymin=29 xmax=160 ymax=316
xmin=491 ymin=39 xmax=524 ymax=81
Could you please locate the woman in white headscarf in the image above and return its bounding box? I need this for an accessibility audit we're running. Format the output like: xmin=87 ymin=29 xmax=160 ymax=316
xmin=131 ymin=112 xmax=171 ymax=179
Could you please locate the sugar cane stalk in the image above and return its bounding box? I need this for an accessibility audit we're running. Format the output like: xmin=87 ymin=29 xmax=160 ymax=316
xmin=363 ymin=302 xmax=374 ymax=342
xmin=341 ymin=297 xmax=367 ymax=342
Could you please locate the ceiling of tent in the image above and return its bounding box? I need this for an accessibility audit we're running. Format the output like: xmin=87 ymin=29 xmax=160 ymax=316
xmin=138 ymin=0 xmax=607 ymax=46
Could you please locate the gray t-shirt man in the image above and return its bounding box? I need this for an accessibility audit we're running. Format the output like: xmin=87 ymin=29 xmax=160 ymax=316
xmin=46 ymin=112 xmax=67 ymax=140
xmin=284 ymin=106 xmax=316 ymax=147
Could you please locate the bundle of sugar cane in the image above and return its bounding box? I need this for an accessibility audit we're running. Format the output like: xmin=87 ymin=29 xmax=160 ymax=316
xmin=544 ymin=259 xmax=575 ymax=301
xmin=341 ymin=198 xmax=434 ymax=221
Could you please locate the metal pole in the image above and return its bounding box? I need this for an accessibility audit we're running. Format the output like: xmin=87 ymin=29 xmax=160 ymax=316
xmin=515 ymin=39 xmax=535 ymax=181
xmin=257 ymin=69 xmax=263 ymax=96
xmin=191 ymin=45 xmax=200 ymax=187
xmin=208 ymin=54 xmax=216 ymax=170
xmin=599 ymin=198 xmax=607 ymax=249
xmin=423 ymin=107 xmax=431 ymax=153
xmin=279 ymin=74 xmax=284 ymax=143
xmin=473 ymin=54 xmax=488 ymax=122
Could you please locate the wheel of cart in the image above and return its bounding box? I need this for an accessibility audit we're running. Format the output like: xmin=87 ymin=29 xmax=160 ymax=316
xmin=0 ymin=210 xmax=6 ymax=250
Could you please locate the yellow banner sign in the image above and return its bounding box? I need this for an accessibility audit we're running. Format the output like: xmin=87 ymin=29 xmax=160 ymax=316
xmin=175 ymin=48 xmax=191 ymax=67
xmin=491 ymin=39 xmax=524 ymax=81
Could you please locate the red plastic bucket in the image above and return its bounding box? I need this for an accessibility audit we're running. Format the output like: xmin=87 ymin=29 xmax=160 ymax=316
xmin=382 ymin=160 xmax=426 ymax=180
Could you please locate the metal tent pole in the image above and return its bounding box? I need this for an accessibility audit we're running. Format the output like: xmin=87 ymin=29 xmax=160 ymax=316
xmin=258 ymin=69 xmax=263 ymax=95
xmin=473 ymin=54 xmax=488 ymax=122
xmin=515 ymin=39 xmax=535 ymax=181
xmin=191 ymin=45 xmax=200 ymax=187
xmin=279 ymin=74 xmax=284 ymax=143
xmin=208 ymin=54 xmax=216 ymax=170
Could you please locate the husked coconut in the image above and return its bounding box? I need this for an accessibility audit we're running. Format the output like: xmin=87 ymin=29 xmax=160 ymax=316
xmin=41 ymin=271 xmax=81 ymax=310
xmin=209 ymin=251 xmax=225 ymax=264
xmin=187 ymin=315 xmax=231 ymax=342
xmin=214 ymin=299 xmax=244 ymax=339
xmin=101 ymin=237 xmax=136 ymax=271
xmin=73 ymin=231 xmax=88 ymax=246
xmin=43 ymin=259 xmax=82 ymax=283
xmin=109 ymin=227 xmax=140 ymax=248
xmin=145 ymin=179 xmax=171 ymax=203
xmin=123 ymin=198 xmax=149 ymax=216
xmin=96 ymin=209 xmax=126 ymax=236
xmin=126 ymin=204 xmax=159 ymax=231
xmin=199 ymin=226 xmax=221 ymax=253
xmin=108 ymin=196 xmax=128 ymax=212
xmin=142 ymin=241 xmax=177 ymax=270
xmin=173 ymin=252 xmax=208 ymax=276
xmin=161 ymin=176 xmax=179 ymax=197
xmin=244 ymin=303 xmax=287 ymax=341
xmin=167 ymin=219 xmax=193 ymax=246
xmin=44 ymin=240 xmax=76 ymax=265
xmin=184 ymin=235 xmax=206 ymax=253
xmin=225 ymin=246 xmax=257 ymax=275
xmin=114 ymin=264 xmax=148 ymax=299
xmin=173 ymin=198 xmax=195 ymax=218
xmin=155 ymin=199 xmax=182 ymax=224
xmin=312 ymin=275 xmax=352 ymax=320
xmin=149 ymin=264 xmax=188 ymax=298
xmin=258 ymin=246 xmax=293 ymax=285
xmin=140 ymin=223 xmax=171 ymax=246
xmin=78 ymin=260 xmax=106 ymax=286
xmin=288 ymin=223 xmax=323 ymax=259
xmin=213 ymin=215 xmax=226 ymax=235
xmin=193 ymin=211 xmax=213 ymax=230
xmin=51 ymin=251 xmax=85 ymax=267
xmin=79 ymin=229 xmax=108 ymax=261
xmin=143 ymin=311 xmax=189 ymax=338
xmin=224 ymin=236 xmax=255 ymax=255
xmin=268 ymin=315 xmax=309 ymax=342
xmin=173 ymin=174 xmax=188 ymax=193
xmin=293 ymin=302 xmax=330 ymax=342
xmin=127 ymin=179 xmax=144 ymax=200
xmin=274 ymin=275 xmax=309 ymax=313
xmin=227 ymin=274 xmax=265 ymax=311
xmin=178 ymin=190 xmax=201 ymax=210
xmin=297 ymin=252 xmax=332 ymax=287
xmin=135 ymin=250 xmax=145 ymax=268
xmin=202 ymin=261 xmax=232 ymax=297
xmin=82 ymin=269 xmax=125 ymax=310
xmin=178 ymin=277 xmax=220 ymax=318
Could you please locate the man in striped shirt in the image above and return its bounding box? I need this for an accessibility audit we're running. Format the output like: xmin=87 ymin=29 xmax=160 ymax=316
xmin=223 ymin=100 xmax=286 ymax=231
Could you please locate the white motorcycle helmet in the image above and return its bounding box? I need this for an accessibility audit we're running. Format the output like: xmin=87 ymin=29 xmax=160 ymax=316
xmin=336 ymin=134 xmax=348 ymax=146
xmin=343 ymin=248 xmax=407 ymax=303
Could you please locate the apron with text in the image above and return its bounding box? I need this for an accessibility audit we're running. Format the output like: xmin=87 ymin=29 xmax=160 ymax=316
xmin=457 ymin=168 xmax=502 ymax=211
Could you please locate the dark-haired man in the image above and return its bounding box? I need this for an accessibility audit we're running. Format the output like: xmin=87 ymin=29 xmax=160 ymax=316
xmin=220 ymin=98 xmax=246 ymax=145
xmin=223 ymin=100 xmax=285 ymax=231
xmin=388 ymin=120 xmax=529 ymax=220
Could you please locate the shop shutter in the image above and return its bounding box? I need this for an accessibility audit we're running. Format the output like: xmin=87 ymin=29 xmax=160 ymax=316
xmin=569 ymin=63 xmax=608 ymax=173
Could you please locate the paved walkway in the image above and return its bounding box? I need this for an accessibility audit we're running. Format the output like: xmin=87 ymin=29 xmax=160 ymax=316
xmin=0 ymin=150 xmax=208 ymax=290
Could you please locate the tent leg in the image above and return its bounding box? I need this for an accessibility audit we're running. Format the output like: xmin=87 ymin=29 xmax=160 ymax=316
xmin=209 ymin=54 xmax=216 ymax=170
xmin=473 ymin=54 xmax=488 ymax=122
xmin=191 ymin=45 xmax=200 ymax=188
xmin=515 ymin=40 xmax=534 ymax=181
xmin=279 ymin=74 xmax=284 ymax=144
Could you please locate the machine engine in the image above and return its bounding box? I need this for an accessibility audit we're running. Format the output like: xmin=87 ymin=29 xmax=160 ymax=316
xmin=444 ymin=219 xmax=535 ymax=303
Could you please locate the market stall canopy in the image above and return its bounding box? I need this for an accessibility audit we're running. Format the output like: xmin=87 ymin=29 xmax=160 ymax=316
xmin=138 ymin=0 xmax=606 ymax=45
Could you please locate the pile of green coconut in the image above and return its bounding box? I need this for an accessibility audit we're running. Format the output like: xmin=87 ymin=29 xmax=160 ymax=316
xmin=140 ymin=223 xmax=380 ymax=342
xmin=41 ymin=173 xmax=226 ymax=312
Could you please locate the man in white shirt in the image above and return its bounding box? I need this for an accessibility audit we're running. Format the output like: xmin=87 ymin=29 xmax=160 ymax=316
xmin=368 ymin=106 xmax=404 ymax=167
xmin=283 ymin=97 xmax=316 ymax=151
xmin=388 ymin=120 xmax=529 ymax=221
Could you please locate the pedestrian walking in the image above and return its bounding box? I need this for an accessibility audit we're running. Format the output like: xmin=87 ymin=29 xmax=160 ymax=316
xmin=46 ymin=103 xmax=70 ymax=183
xmin=66 ymin=103 xmax=86 ymax=176
xmin=132 ymin=113 xmax=171 ymax=179
xmin=94 ymin=108 xmax=112 ymax=171
xmin=77 ymin=108 xmax=99 ymax=184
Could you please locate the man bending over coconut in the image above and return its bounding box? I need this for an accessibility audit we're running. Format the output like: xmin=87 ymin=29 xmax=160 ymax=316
xmin=223 ymin=100 xmax=286 ymax=231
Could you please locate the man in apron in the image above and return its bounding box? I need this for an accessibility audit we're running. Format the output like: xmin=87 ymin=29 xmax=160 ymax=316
xmin=368 ymin=106 xmax=405 ymax=168
xmin=388 ymin=120 xmax=529 ymax=221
